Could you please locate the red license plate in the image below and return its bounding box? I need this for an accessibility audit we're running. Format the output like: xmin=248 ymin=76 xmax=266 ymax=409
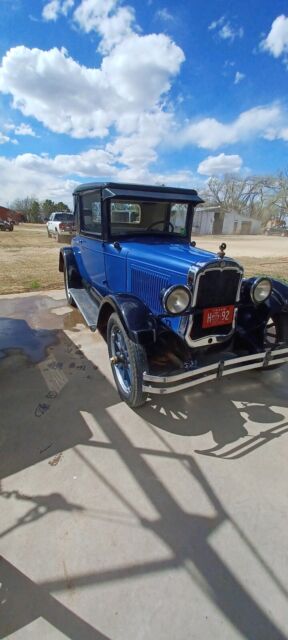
xmin=202 ymin=305 xmax=234 ymax=329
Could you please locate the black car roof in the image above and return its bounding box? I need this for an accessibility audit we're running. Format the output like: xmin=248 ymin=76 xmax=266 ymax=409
xmin=73 ymin=182 xmax=204 ymax=204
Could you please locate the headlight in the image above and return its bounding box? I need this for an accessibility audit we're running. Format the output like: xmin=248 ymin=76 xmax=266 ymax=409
xmin=251 ymin=277 xmax=272 ymax=304
xmin=162 ymin=285 xmax=191 ymax=314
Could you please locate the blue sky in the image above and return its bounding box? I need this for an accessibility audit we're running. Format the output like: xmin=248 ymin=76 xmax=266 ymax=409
xmin=0 ymin=0 xmax=288 ymax=205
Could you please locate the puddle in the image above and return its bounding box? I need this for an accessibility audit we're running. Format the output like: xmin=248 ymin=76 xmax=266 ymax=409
xmin=0 ymin=318 xmax=58 ymax=363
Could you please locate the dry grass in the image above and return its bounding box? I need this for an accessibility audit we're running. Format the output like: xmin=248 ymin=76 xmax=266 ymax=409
xmin=0 ymin=224 xmax=64 ymax=294
xmin=238 ymin=256 xmax=288 ymax=282
xmin=0 ymin=224 xmax=287 ymax=295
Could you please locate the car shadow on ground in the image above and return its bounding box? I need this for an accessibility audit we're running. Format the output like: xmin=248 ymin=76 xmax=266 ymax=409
xmin=1 ymin=313 xmax=288 ymax=639
xmin=138 ymin=370 xmax=288 ymax=459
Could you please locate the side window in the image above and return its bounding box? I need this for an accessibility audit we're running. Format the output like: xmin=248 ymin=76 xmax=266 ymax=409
xmin=80 ymin=191 xmax=102 ymax=235
xmin=170 ymin=204 xmax=188 ymax=235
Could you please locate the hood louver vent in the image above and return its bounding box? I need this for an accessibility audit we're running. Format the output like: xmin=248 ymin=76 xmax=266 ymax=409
xmin=131 ymin=267 xmax=170 ymax=314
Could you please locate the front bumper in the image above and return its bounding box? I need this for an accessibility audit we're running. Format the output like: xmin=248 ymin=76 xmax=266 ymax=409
xmin=143 ymin=346 xmax=288 ymax=395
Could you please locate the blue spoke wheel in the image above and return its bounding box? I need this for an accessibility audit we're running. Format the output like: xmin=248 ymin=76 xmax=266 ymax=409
xmin=107 ymin=313 xmax=148 ymax=407
xmin=262 ymin=314 xmax=288 ymax=370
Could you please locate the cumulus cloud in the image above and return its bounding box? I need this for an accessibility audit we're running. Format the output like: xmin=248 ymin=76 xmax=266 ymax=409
xmin=0 ymin=149 xmax=196 ymax=203
xmin=73 ymin=0 xmax=135 ymax=53
xmin=209 ymin=16 xmax=243 ymax=42
xmin=0 ymin=39 xmax=184 ymax=139
xmin=197 ymin=153 xmax=243 ymax=175
xmin=176 ymin=104 xmax=287 ymax=150
xmin=106 ymin=110 xmax=173 ymax=169
xmin=260 ymin=15 xmax=288 ymax=62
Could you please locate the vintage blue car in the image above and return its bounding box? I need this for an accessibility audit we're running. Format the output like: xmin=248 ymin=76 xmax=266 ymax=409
xmin=59 ymin=182 xmax=288 ymax=407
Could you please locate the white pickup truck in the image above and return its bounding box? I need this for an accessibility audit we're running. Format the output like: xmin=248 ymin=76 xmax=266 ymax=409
xmin=47 ymin=212 xmax=74 ymax=242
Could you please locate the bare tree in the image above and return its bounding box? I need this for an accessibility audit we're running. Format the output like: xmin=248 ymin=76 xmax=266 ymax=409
xmin=201 ymin=175 xmax=275 ymax=221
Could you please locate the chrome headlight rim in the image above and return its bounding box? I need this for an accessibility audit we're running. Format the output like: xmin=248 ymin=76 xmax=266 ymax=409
xmin=162 ymin=284 xmax=192 ymax=315
xmin=250 ymin=277 xmax=272 ymax=304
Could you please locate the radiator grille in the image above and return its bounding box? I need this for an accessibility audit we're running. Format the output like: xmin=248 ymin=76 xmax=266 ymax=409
xmin=131 ymin=268 xmax=170 ymax=314
xmin=196 ymin=268 xmax=241 ymax=309
xmin=189 ymin=266 xmax=242 ymax=342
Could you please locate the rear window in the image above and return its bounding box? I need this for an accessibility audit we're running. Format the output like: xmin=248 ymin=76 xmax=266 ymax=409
xmin=54 ymin=213 xmax=73 ymax=221
xmin=111 ymin=202 xmax=141 ymax=224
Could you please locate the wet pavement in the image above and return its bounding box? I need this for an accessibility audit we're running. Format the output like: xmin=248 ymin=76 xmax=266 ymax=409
xmin=1 ymin=290 xmax=288 ymax=639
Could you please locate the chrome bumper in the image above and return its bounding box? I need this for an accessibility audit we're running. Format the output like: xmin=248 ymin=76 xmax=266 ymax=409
xmin=143 ymin=346 xmax=288 ymax=395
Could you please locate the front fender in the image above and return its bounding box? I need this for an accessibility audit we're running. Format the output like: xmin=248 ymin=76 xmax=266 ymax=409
xmin=240 ymin=277 xmax=288 ymax=316
xmin=268 ymin=278 xmax=288 ymax=314
xmin=98 ymin=294 xmax=157 ymax=345
xmin=236 ymin=277 xmax=288 ymax=349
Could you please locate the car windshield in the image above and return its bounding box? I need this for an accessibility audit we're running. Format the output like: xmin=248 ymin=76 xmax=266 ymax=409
xmin=54 ymin=213 xmax=73 ymax=221
xmin=109 ymin=200 xmax=189 ymax=238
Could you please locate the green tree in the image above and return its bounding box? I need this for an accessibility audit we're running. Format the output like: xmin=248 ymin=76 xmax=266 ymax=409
xmin=41 ymin=199 xmax=55 ymax=216
xmin=55 ymin=201 xmax=70 ymax=212
xmin=41 ymin=199 xmax=70 ymax=216
xmin=29 ymin=200 xmax=41 ymax=222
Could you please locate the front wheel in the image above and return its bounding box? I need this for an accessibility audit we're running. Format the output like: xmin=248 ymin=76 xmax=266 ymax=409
xmin=107 ymin=313 xmax=148 ymax=408
xmin=263 ymin=314 xmax=288 ymax=369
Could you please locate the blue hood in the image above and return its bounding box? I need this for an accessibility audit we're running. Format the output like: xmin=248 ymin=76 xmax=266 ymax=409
xmin=121 ymin=238 xmax=218 ymax=276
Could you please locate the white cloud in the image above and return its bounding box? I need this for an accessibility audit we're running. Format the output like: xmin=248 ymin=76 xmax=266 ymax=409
xmin=106 ymin=110 xmax=173 ymax=168
xmin=0 ymin=148 xmax=197 ymax=203
xmin=0 ymin=40 xmax=184 ymax=139
xmin=219 ymin=23 xmax=243 ymax=42
xmin=73 ymin=0 xmax=135 ymax=54
xmin=4 ymin=122 xmax=36 ymax=136
xmin=260 ymin=15 xmax=288 ymax=60
xmin=14 ymin=123 xmax=36 ymax=136
xmin=156 ymin=8 xmax=174 ymax=22
xmin=209 ymin=16 xmax=243 ymax=42
xmin=0 ymin=132 xmax=10 ymax=144
xmin=234 ymin=71 xmax=245 ymax=84
xmin=101 ymin=34 xmax=184 ymax=106
xmin=197 ymin=153 xmax=243 ymax=175
xmin=208 ymin=16 xmax=225 ymax=31
xmin=42 ymin=0 xmax=74 ymax=21
xmin=176 ymin=104 xmax=287 ymax=150
xmin=0 ymin=156 xmax=76 ymax=204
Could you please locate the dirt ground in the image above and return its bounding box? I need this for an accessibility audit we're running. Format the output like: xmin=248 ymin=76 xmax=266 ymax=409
xmin=0 ymin=224 xmax=287 ymax=295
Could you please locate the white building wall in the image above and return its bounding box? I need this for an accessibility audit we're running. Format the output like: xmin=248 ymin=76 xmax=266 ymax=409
xmin=222 ymin=211 xmax=261 ymax=234
xmin=192 ymin=209 xmax=214 ymax=235
xmin=193 ymin=207 xmax=261 ymax=235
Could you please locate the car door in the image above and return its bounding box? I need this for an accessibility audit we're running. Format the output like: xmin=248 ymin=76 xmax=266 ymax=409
xmin=73 ymin=190 xmax=107 ymax=296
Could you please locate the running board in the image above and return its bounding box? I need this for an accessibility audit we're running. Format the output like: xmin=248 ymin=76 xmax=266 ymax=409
xmin=69 ymin=288 xmax=99 ymax=331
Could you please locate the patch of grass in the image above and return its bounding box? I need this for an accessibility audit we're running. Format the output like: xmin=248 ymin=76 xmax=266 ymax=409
xmin=30 ymin=280 xmax=41 ymax=290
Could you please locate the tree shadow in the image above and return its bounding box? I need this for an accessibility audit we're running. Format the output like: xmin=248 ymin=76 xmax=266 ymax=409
xmin=0 ymin=490 xmax=84 ymax=539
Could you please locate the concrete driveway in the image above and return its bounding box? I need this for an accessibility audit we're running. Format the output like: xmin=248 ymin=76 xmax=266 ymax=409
xmin=1 ymin=290 xmax=288 ymax=640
